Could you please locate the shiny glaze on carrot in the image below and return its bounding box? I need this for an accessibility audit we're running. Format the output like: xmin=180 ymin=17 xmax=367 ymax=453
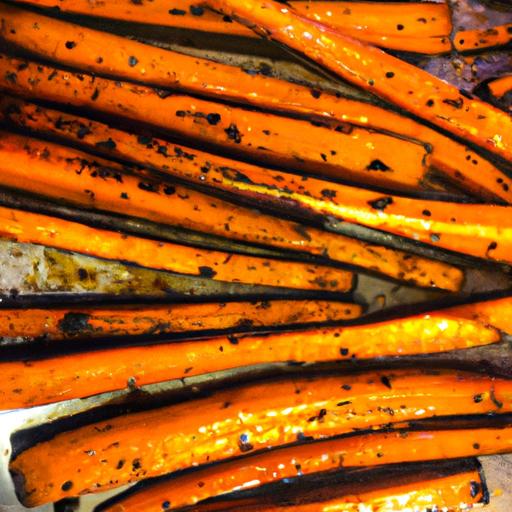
xmin=0 ymin=313 xmax=499 ymax=409
xmin=0 ymin=300 xmax=361 ymax=344
xmin=0 ymin=204 xmax=351 ymax=291
xmin=199 ymin=470 xmax=486 ymax=512
xmin=3 ymin=91 xmax=508 ymax=266
xmin=0 ymin=130 xmax=460 ymax=289
xmin=9 ymin=369 xmax=512 ymax=505
xmin=445 ymin=295 xmax=512 ymax=335
xmin=106 ymin=459 xmax=486 ymax=512
xmin=0 ymin=27 xmax=509 ymax=203
xmin=8 ymin=1 xmax=451 ymax=45
xmin=207 ymin=0 xmax=512 ymax=163
xmin=0 ymin=54 xmax=430 ymax=192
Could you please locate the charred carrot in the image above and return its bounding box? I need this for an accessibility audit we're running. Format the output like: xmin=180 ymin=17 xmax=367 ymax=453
xmin=0 ymin=312 xmax=500 ymax=409
xmin=8 ymin=1 xmax=451 ymax=42
xmin=206 ymin=0 xmax=512 ymax=163
xmin=454 ymin=24 xmax=512 ymax=52
xmin=0 ymin=55 xmax=430 ymax=192
xmin=97 ymin=454 xmax=487 ymax=512
xmin=0 ymin=16 xmax=508 ymax=204
xmin=0 ymin=130 xmax=460 ymax=289
xmin=0 ymin=300 xmax=362 ymax=345
xmin=5 ymin=97 xmax=509 ymax=268
xmin=9 ymin=369 xmax=512 ymax=505
xmin=0 ymin=204 xmax=351 ymax=291
xmin=195 ymin=469 xmax=487 ymax=512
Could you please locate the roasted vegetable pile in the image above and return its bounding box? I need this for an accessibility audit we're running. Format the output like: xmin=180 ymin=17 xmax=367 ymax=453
xmin=2 ymin=0 xmax=512 ymax=511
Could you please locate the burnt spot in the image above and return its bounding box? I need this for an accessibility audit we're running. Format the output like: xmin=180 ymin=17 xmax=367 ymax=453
xmin=422 ymin=209 xmax=431 ymax=217
xmin=116 ymin=459 xmax=125 ymax=470
xmin=426 ymin=99 xmax=435 ymax=107
xmin=157 ymin=145 xmax=168 ymax=156
xmin=169 ymin=8 xmax=186 ymax=15
xmin=176 ymin=110 xmax=186 ymax=117
xmin=368 ymin=196 xmax=393 ymax=211
xmin=190 ymin=5 xmax=204 ymax=16
xmin=77 ymin=125 xmax=91 ymax=139
xmin=65 ymin=41 xmax=76 ymax=49
xmin=238 ymin=433 xmax=253 ymax=453
xmin=138 ymin=182 xmax=158 ymax=193
xmin=380 ymin=376 xmax=392 ymax=389
xmin=340 ymin=348 xmax=349 ymax=356
xmin=91 ymin=88 xmax=100 ymax=101
xmin=199 ymin=266 xmax=217 ymax=278
xmin=430 ymin=233 xmax=441 ymax=243
xmin=128 ymin=56 xmax=138 ymax=67
xmin=220 ymin=167 xmax=253 ymax=184
xmin=473 ymin=443 xmax=480 ymax=450
xmin=342 ymin=384 xmax=352 ymax=391
xmin=473 ymin=393 xmax=484 ymax=403
xmin=397 ymin=24 xmax=404 ymax=31
xmin=470 ymin=481 xmax=481 ymax=498
xmin=77 ymin=268 xmax=88 ymax=281
xmin=228 ymin=335 xmax=239 ymax=345
xmin=321 ymin=189 xmax=337 ymax=199
xmin=487 ymin=241 xmax=498 ymax=252
xmin=163 ymin=186 xmax=176 ymax=195
xmin=58 ymin=312 xmax=92 ymax=335
xmin=137 ymin=135 xmax=153 ymax=146
xmin=385 ymin=72 xmax=395 ymax=78
xmin=366 ymin=159 xmax=390 ymax=172
xmin=155 ymin=88 xmax=173 ymax=99
xmin=61 ymin=481 xmax=73 ymax=491
xmin=443 ymin=97 xmax=464 ymax=109
xmin=120 ymin=192 xmax=129 ymax=200
xmin=310 ymin=89 xmax=321 ymax=99
xmin=162 ymin=501 xmax=171 ymax=510
xmin=225 ymin=124 xmax=242 ymax=143
xmin=206 ymin=113 xmax=221 ymax=125
xmin=95 ymin=138 xmax=116 ymax=150
xmin=337 ymin=400 xmax=352 ymax=406
xmin=132 ymin=458 xmax=142 ymax=471
xmin=5 ymin=72 xmax=16 ymax=84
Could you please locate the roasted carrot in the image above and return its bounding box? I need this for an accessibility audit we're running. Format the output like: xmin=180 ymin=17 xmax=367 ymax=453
xmin=97 ymin=453 xmax=487 ymax=512
xmin=0 ymin=129 xmax=463 ymax=290
xmin=454 ymin=24 xmax=512 ymax=52
xmin=487 ymin=75 xmax=512 ymax=99
xmin=194 ymin=469 xmax=487 ymax=512
xmin=1 ymin=7 xmax=509 ymax=202
xmin=0 ymin=204 xmax=351 ymax=291
xmin=9 ymin=369 xmax=512 ymax=505
xmin=0 ymin=21 xmax=509 ymax=204
xmin=0 ymin=56 xmax=430 ymax=192
xmin=0 ymin=311 xmax=500 ymax=409
xmin=206 ymin=0 xmax=512 ymax=163
xmin=0 ymin=300 xmax=362 ymax=344
xmin=6 ymin=97 xmax=508 ymax=268
xmin=8 ymin=0 xmax=451 ymax=42
xmin=444 ymin=295 xmax=512 ymax=335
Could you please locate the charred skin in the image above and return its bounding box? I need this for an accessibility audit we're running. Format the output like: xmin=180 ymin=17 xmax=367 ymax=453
xmin=9 ymin=369 xmax=512 ymax=505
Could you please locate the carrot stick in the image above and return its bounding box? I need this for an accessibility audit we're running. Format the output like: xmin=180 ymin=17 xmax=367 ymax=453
xmin=3 ymin=93 xmax=508 ymax=268
xmin=0 ymin=204 xmax=351 ymax=291
xmin=0 ymin=300 xmax=362 ymax=345
xmin=96 ymin=453 xmax=487 ymax=512
xmin=8 ymin=0 xmax=451 ymax=41
xmin=0 ymin=55 xmax=430 ymax=192
xmin=454 ymin=24 xmax=512 ymax=52
xmin=487 ymin=75 xmax=512 ymax=99
xmin=0 ymin=130 xmax=460 ymax=289
xmin=195 ymin=469 xmax=487 ymax=512
xmin=444 ymin=295 xmax=512 ymax=335
xmin=206 ymin=0 xmax=512 ymax=163
xmin=9 ymin=369 xmax=512 ymax=505
xmin=0 ymin=11 xmax=508 ymax=203
xmin=0 ymin=312 xmax=499 ymax=409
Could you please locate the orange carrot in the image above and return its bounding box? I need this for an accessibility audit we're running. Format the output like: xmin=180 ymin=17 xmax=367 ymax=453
xmin=0 ymin=54 xmax=430 ymax=192
xmin=0 ymin=14 xmax=510 ymax=202
xmin=3 ymin=90 xmax=509 ymax=267
xmin=206 ymin=0 xmax=512 ymax=163
xmin=487 ymin=75 xmax=512 ymax=99
xmin=454 ymin=24 xmax=512 ymax=52
xmin=0 ymin=300 xmax=362 ymax=344
xmin=0 ymin=204 xmax=352 ymax=291
xmin=8 ymin=0 xmax=452 ymax=45
xmin=96 ymin=451 xmax=487 ymax=512
xmin=9 ymin=369 xmax=512 ymax=505
xmin=0 ymin=130 xmax=461 ymax=289
xmin=0 ymin=311 xmax=499 ymax=409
